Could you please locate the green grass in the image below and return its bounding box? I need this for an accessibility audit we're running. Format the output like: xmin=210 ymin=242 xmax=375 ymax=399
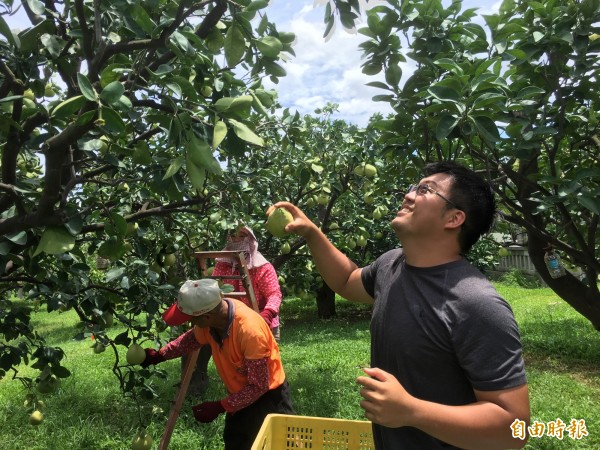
xmin=1 ymin=284 xmax=599 ymax=449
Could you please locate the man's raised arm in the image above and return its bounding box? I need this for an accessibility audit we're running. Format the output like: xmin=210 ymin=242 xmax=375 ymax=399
xmin=267 ymin=202 xmax=373 ymax=304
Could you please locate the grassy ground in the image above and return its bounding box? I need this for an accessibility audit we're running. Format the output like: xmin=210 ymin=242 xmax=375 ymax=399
xmin=1 ymin=283 xmax=599 ymax=449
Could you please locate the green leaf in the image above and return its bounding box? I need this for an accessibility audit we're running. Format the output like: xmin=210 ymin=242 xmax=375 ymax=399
xmin=212 ymin=121 xmax=228 ymax=149
xmin=132 ymin=143 xmax=153 ymax=165
xmin=471 ymin=93 xmax=506 ymax=110
xmin=205 ymin=27 xmax=224 ymax=53
xmin=0 ymin=241 xmax=12 ymax=256
xmin=366 ymin=81 xmax=392 ymax=91
xmin=115 ymin=95 xmax=132 ymax=110
xmin=106 ymin=267 xmax=126 ymax=283
xmin=100 ymin=81 xmax=125 ymax=106
xmin=578 ymin=195 xmax=600 ymax=215
xmin=97 ymin=237 xmax=126 ymax=261
xmin=18 ymin=19 xmax=55 ymax=54
xmin=51 ymin=95 xmax=86 ymax=118
xmin=0 ymin=15 xmax=16 ymax=47
xmin=100 ymin=106 xmax=125 ymax=134
xmin=254 ymin=89 xmax=275 ymax=107
xmin=163 ymin=155 xmax=185 ymax=180
xmin=169 ymin=31 xmax=190 ymax=53
xmin=65 ymin=216 xmax=83 ymax=235
xmin=166 ymin=81 xmax=182 ymax=97
xmin=187 ymin=135 xmax=223 ymax=174
xmin=573 ymin=168 xmax=600 ymax=182
xmin=76 ymin=110 xmax=96 ymax=126
xmin=33 ymin=227 xmax=76 ymax=256
xmin=5 ymin=231 xmax=27 ymax=245
xmin=51 ymin=366 xmax=71 ymax=378
xmin=436 ymin=114 xmax=460 ymax=141
xmin=245 ymin=0 xmax=269 ymax=12
xmin=100 ymin=64 xmax=126 ymax=88
xmin=27 ymin=0 xmax=45 ymax=15
xmin=311 ymin=164 xmax=324 ymax=174
xmin=428 ymin=85 xmax=461 ymax=102
xmin=384 ymin=64 xmax=402 ymax=87
xmin=186 ymin=155 xmax=207 ymax=190
xmin=171 ymin=75 xmax=198 ymax=100
xmin=215 ymin=95 xmax=253 ymax=116
xmin=110 ymin=211 xmax=128 ymax=236
xmin=77 ymin=73 xmax=98 ymax=102
xmin=434 ymin=58 xmax=464 ymax=75
xmin=229 ymin=119 xmax=264 ymax=147
xmin=533 ymin=31 xmax=544 ymax=42
xmin=362 ymin=63 xmax=381 ymax=76
xmin=153 ymin=64 xmax=174 ymax=77
xmin=516 ymin=86 xmax=546 ymax=99
xmin=256 ymin=36 xmax=283 ymax=58
xmin=214 ymin=97 xmax=235 ymax=112
xmin=128 ymin=4 xmax=156 ymax=35
xmin=266 ymin=61 xmax=286 ymax=78
xmin=224 ymin=24 xmax=246 ymax=67
xmin=471 ymin=116 xmax=500 ymax=143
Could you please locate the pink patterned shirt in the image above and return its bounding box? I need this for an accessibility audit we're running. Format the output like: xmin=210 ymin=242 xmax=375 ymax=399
xmin=212 ymin=262 xmax=282 ymax=328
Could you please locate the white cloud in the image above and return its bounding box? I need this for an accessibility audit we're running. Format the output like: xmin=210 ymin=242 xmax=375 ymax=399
xmin=264 ymin=0 xmax=500 ymax=126
xmin=264 ymin=1 xmax=394 ymax=126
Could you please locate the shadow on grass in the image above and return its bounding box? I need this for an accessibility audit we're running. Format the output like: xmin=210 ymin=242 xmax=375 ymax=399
xmin=29 ymin=311 xmax=90 ymax=345
xmin=520 ymin=317 xmax=600 ymax=387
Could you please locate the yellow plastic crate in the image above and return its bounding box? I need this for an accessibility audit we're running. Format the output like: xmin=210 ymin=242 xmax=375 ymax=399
xmin=251 ymin=414 xmax=374 ymax=450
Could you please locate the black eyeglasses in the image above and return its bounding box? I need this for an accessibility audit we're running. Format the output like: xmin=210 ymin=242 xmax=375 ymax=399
xmin=407 ymin=184 xmax=461 ymax=210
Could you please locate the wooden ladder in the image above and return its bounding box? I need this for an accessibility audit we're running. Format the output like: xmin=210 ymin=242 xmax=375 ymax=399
xmin=158 ymin=250 xmax=258 ymax=449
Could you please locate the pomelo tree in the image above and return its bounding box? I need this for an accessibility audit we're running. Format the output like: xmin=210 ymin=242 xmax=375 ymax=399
xmin=0 ymin=0 xmax=295 ymax=412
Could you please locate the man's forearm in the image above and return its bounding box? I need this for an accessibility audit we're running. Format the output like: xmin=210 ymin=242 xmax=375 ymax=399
xmin=408 ymin=396 xmax=529 ymax=449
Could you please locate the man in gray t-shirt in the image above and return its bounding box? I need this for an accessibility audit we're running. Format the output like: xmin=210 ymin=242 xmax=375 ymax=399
xmin=362 ymin=249 xmax=526 ymax=449
xmin=270 ymin=161 xmax=530 ymax=449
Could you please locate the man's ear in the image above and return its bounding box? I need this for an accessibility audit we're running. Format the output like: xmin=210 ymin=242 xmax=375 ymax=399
xmin=445 ymin=209 xmax=466 ymax=230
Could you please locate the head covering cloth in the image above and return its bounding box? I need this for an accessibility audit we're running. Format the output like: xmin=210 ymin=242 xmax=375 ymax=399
xmin=216 ymin=225 xmax=269 ymax=269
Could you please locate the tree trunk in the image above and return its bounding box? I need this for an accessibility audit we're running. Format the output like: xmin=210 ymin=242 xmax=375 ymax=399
xmin=181 ymin=345 xmax=212 ymax=397
xmin=527 ymin=233 xmax=600 ymax=331
xmin=316 ymin=282 xmax=336 ymax=318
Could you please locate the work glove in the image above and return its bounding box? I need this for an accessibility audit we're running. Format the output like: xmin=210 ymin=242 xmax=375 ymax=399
xmin=140 ymin=348 xmax=165 ymax=368
xmin=259 ymin=308 xmax=277 ymax=327
xmin=192 ymin=400 xmax=226 ymax=423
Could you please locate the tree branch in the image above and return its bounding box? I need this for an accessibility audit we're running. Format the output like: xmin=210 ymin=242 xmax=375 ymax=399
xmin=74 ymin=0 xmax=94 ymax=63
xmin=145 ymin=0 xmax=228 ymax=75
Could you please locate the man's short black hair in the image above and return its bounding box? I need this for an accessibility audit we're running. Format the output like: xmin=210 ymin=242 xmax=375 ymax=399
xmin=422 ymin=161 xmax=496 ymax=253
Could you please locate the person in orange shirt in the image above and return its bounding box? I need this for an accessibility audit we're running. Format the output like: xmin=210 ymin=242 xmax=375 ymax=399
xmin=141 ymin=279 xmax=294 ymax=450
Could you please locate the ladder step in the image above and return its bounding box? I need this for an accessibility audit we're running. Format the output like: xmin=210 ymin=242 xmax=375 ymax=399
xmin=207 ymin=275 xmax=245 ymax=280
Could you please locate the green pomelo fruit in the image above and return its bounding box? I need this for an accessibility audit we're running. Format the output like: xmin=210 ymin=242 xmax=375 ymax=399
xmin=132 ymin=430 xmax=153 ymax=450
xmin=266 ymin=207 xmax=293 ymax=238
xmin=126 ymin=344 xmax=146 ymax=365
xmin=29 ymin=410 xmax=43 ymax=425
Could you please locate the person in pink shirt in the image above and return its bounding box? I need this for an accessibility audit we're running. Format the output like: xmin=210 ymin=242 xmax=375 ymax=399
xmin=212 ymin=225 xmax=283 ymax=341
